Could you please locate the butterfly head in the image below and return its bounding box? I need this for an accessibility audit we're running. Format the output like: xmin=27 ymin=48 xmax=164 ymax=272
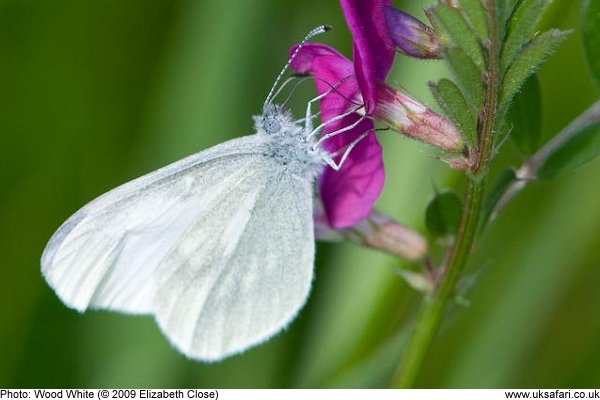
xmin=255 ymin=104 xmax=300 ymax=136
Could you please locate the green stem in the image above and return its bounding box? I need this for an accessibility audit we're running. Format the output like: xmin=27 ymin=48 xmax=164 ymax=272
xmin=391 ymin=178 xmax=485 ymax=388
xmin=390 ymin=0 xmax=500 ymax=388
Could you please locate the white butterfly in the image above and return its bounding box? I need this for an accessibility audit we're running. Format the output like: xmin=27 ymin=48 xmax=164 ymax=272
xmin=41 ymin=25 xmax=363 ymax=361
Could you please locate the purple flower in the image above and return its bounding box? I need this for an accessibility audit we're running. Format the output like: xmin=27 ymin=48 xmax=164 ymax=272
xmin=291 ymin=0 xmax=466 ymax=228
xmin=291 ymin=0 xmax=395 ymax=229
xmin=342 ymin=0 xmax=396 ymax=113
xmin=382 ymin=6 xmax=442 ymax=59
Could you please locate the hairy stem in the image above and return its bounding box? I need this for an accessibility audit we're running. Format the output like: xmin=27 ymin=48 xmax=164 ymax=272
xmin=390 ymin=0 xmax=500 ymax=388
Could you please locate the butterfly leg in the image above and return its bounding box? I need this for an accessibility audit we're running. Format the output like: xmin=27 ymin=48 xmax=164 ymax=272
xmin=313 ymin=113 xmax=368 ymax=149
xmin=306 ymin=105 xmax=364 ymax=142
xmin=301 ymin=79 xmax=353 ymax=134
xmin=299 ymin=75 xmax=359 ymax=136
xmin=321 ymin=129 xmax=373 ymax=171
xmin=303 ymin=90 xmax=331 ymax=133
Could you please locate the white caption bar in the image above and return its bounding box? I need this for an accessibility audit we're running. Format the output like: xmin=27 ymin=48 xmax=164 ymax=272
xmin=1 ymin=389 xmax=599 ymax=400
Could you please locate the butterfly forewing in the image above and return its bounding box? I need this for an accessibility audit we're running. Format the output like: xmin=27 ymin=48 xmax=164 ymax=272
xmin=42 ymin=136 xmax=259 ymax=313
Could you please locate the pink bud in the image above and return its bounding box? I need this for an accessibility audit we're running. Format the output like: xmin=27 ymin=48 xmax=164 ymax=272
xmin=359 ymin=212 xmax=428 ymax=262
xmin=314 ymin=204 xmax=428 ymax=262
xmin=374 ymin=82 xmax=466 ymax=154
xmin=383 ymin=6 xmax=443 ymax=59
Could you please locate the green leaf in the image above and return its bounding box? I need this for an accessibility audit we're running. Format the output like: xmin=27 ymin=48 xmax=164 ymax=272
xmin=480 ymin=168 xmax=518 ymax=231
xmin=500 ymin=29 xmax=569 ymax=109
xmin=501 ymin=0 xmax=551 ymax=73
xmin=509 ymin=74 xmax=542 ymax=154
xmin=459 ymin=0 xmax=488 ymax=41
xmin=447 ymin=47 xmax=485 ymax=110
xmin=498 ymin=0 xmax=519 ymax=33
xmin=582 ymin=0 xmax=600 ymax=89
xmin=537 ymin=121 xmax=600 ymax=180
xmin=430 ymin=79 xmax=478 ymax=147
xmin=425 ymin=191 xmax=463 ymax=237
xmin=432 ymin=4 xmax=486 ymax=71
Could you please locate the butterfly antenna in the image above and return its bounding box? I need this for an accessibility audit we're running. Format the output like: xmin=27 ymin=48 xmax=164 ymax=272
xmin=263 ymin=24 xmax=332 ymax=109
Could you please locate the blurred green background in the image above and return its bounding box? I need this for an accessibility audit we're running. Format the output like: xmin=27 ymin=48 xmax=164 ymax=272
xmin=1 ymin=0 xmax=598 ymax=388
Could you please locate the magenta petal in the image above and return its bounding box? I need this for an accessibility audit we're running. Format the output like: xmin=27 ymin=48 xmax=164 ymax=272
xmin=320 ymin=116 xmax=385 ymax=228
xmin=341 ymin=0 xmax=395 ymax=112
xmin=290 ymin=43 xmax=351 ymax=76
xmin=290 ymin=43 xmax=361 ymax=138
xmin=290 ymin=44 xmax=385 ymax=228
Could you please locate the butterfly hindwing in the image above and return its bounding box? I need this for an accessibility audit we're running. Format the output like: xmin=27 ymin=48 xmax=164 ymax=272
xmin=154 ymin=170 xmax=314 ymax=361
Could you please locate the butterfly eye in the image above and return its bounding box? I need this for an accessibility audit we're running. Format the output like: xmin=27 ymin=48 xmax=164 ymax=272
xmin=263 ymin=116 xmax=281 ymax=134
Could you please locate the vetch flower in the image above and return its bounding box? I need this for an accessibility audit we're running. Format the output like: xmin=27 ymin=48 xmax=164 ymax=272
xmin=382 ymin=6 xmax=443 ymax=59
xmin=291 ymin=0 xmax=466 ymax=228
xmin=291 ymin=0 xmax=395 ymax=229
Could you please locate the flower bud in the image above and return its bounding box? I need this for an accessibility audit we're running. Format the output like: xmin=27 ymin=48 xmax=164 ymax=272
xmin=314 ymin=204 xmax=428 ymax=262
xmin=382 ymin=6 xmax=443 ymax=59
xmin=374 ymin=82 xmax=465 ymax=154
xmin=358 ymin=212 xmax=428 ymax=262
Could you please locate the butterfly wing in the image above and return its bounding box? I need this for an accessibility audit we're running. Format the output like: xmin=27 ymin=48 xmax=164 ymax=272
xmin=154 ymin=170 xmax=315 ymax=361
xmin=42 ymin=135 xmax=270 ymax=314
xmin=42 ymin=134 xmax=316 ymax=360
